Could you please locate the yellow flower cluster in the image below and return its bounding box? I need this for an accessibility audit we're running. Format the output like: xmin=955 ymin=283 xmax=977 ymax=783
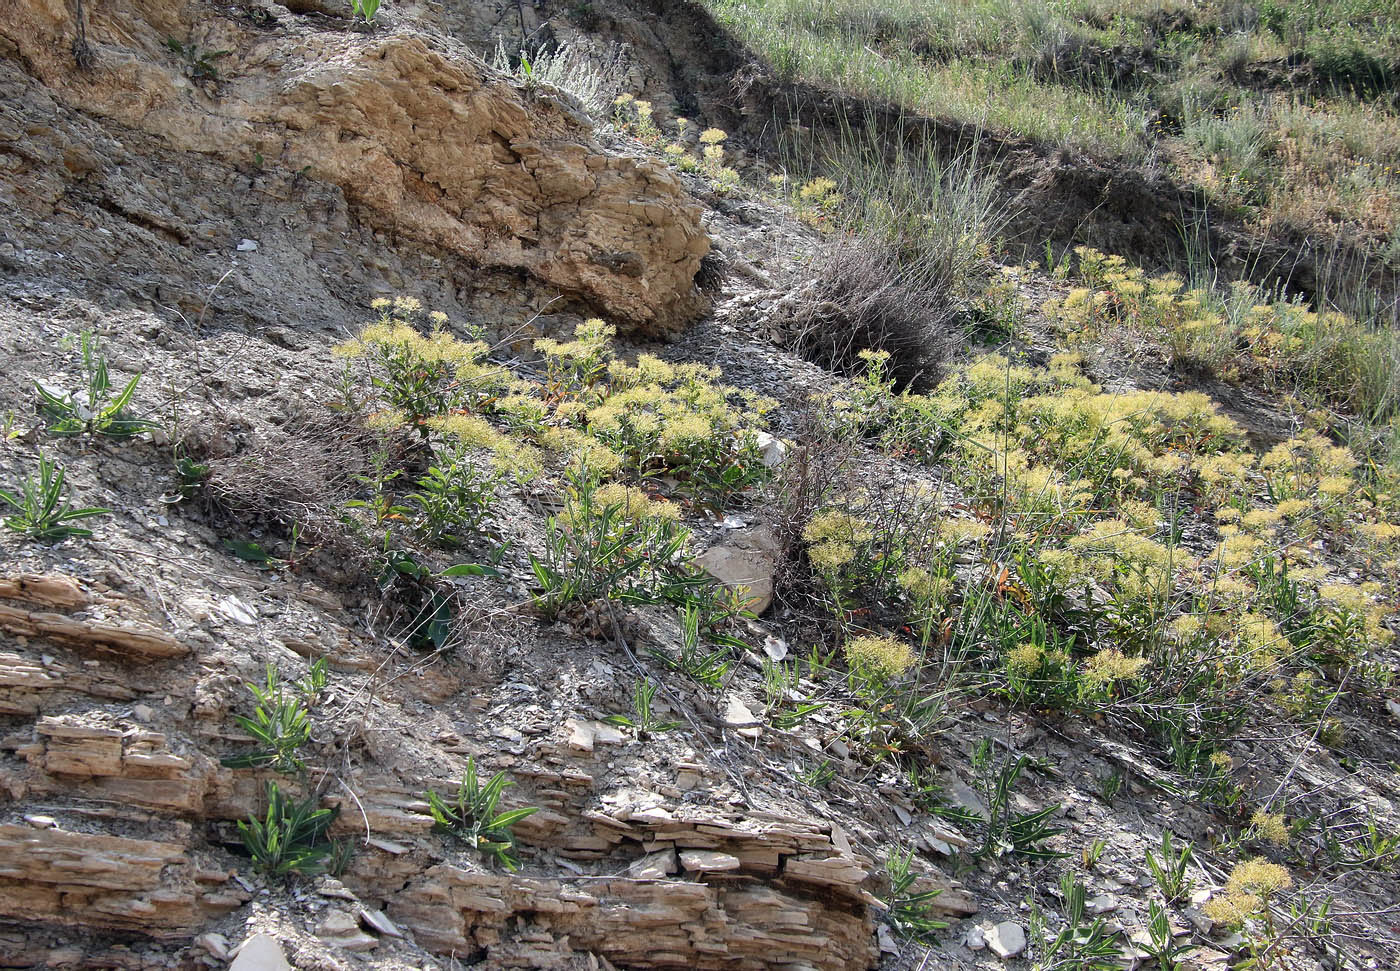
xmin=1082 ymin=649 xmax=1149 ymax=686
xmin=1046 ymin=246 xmax=1394 ymax=419
xmin=1006 ymin=641 xmax=1068 ymax=677
xmin=1250 ymin=811 xmax=1290 ymax=847
xmin=1202 ymin=858 xmax=1293 ymax=927
xmin=844 ymin=634 xmax=914 ymax=681
xmin=587 ymin=483 xmax=679 ymax=523
xmin=898 ymin=567 xmax=950 ymax=609
xmin=804 ymin=510 xmax=873 ymax=572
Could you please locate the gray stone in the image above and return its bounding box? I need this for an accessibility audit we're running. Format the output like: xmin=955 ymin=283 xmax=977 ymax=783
xmin=987 ymin=921 xmax=1026 ymax=959
xmin=317 ymin=910 xmax=379 ymax=952
xmin=696 ymin=527 xmax=781 ymax=614
xmin=945 ymin=775 xmax=989 ymax=820
xmin=194 ymin=933 xmax=229 ymax=959
xmin=360 ymin=907 xmax=403 ymax=938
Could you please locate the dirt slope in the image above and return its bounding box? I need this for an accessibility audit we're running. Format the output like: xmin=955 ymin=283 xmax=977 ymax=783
xmin=1 ymin=1 xmax=1398 ymax=971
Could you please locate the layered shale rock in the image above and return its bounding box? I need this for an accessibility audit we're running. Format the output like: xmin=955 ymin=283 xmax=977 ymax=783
xmin=0 ymin=567 xmax=925 ymax=968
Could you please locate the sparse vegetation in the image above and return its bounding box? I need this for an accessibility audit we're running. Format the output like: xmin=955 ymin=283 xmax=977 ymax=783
xmin=603 ymin=679 xmax=681 ymax=738
xmin=707 ymin=0 xmax=1400 ymax=271
xmin=491 ymin=40 xmax=620 ymax=117
xmin=1028 ymin=870 xmax=1125 ymax=970
xmin=530 ymin=472 xmax=699 ymax=617
xmin=424 ymin=758 xmax=539 ymax=872
xmin=882 ymin=845 xmax=948 ymax=942
xmin=351 ymin=0 xmax=381 ymax=25
xmin=0 ymin=453 xmax=109 ymax=541
xmin=222 ymin=663 xmax=314 ymax=774
xmin=237 ymin=780 xmax=340 ymax=879
xmin=36 ymin=329 xmax=154 ymax=438
xmin=10 ymin=1 xmax=1400 ymax=961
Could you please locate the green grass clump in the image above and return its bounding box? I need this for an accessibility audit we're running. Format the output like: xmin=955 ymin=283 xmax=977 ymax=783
xmin=706 ymin=0 xmax=1400 ymax=268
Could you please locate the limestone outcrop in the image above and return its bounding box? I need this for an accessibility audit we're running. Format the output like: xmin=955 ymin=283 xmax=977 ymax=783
xmin=0 ymin=0 xmax=710 ymax=335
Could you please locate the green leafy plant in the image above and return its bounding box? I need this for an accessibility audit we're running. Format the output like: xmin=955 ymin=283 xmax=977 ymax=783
xmin=237 ymin=780 xmax=339 ymax=878
xmin=222 ymin=664 xmax=312 ymax=773
xmin=1081 ymin=838 xmax=1108 ymax=870
xmin=345 ymin=447 xmax=411 ymax=526
xmin=970 ymin=739 xmax=1066 ymax=860
xmin=603 ymin=679 xmax=679 ymax=738
xmin=1323 ymin=818 xmax=1400 ymax=872
xmin=164 ymin=38 xmax=230 ymax=80
xmin=1145 ymin=830 xmax=1195 ymax=904
xmin=1096 ymin=769 xmax=1124 ymax=806
xmin=297 ymin=658 xmax=330 ymax=705
xmin=375 ymin=544 xmax=458 ymax=651
xmin=799 ymin=760 xmax=835 ymax=788
xmin=170 ymin=450 xmax=211 ymax=502
xmin=761 ymin=657 xmax=825 ymax=729
xmin=407 ymin=447 xmax=498 ymax=544
xmin=36 ymin=330 xmax=155 ymax=437
xmin=424 ymin=758 xmax=538 ymax=872
xmin=0 ymin=453 xmax=109 ymax=541
xmin=1029 ymin=871 xmax=1125 ymax=971
xmin=883 ymin=845 xmax=948 ymax=942
xmin=352 ymin=0 xmax=382 ymax=24
xmin=649 ymin=603 xmax=732 ymax=690
xmin=1142 ymin=901 xmax=1189 ymax=971
xmin=530 ymin=471 xmax=704 ymax=618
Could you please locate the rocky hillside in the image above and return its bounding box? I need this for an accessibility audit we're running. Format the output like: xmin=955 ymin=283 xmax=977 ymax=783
xmin=1 ymin=2 xmax=1398 ymax=971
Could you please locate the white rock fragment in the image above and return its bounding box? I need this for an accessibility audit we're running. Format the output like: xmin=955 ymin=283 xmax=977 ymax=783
xmin=237 ymin=238 xmax=259 ymax=251
xmin=680 ymin=849 xmax=741 ymax=872
xmin=228 ymin=934 xmax=292 ymax=971
xmin=762 ymin=635 xmax=788 ymax=661
xmin=317 ymin=910 xmax=378 ymax=952
xmin=360 ymin=908 xmax=403 ymax=938
xmin=565 ymin=718 xmax=595 ymax=752
xmin=217 ymin=595 xmax=258 ymax=626
xmin=754 ymin=431 xmax=788 ymax=468
xmin=593 ymin=721 xmax=627 ymax=745
xmin=1086 ymin=894 xmax=1117 ymax=915
xmin=723 ymin=695 xmax=759 ymax=728
xmin=987 ymin=921 xmax=1026 ymax=959
xmin=629 ymin=849 xmax=679 ymax=880
xmin=194 ymin=932 xmax=229 ymax=959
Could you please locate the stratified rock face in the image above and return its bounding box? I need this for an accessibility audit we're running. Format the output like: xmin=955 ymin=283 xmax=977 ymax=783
xmin=0 ymin=0 xmax=709 ymax=335
xmin=0 ymin=570 xmax=887 ymax=968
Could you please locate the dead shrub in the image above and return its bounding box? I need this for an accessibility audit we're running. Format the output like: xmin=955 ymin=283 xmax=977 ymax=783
xmin=183 ymin=407 xmax=397 ymax=582
xmin=789 ymin=231 xmax=956 ymax=390
xmin=760 ymin=399 xmax=860 ymax=609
